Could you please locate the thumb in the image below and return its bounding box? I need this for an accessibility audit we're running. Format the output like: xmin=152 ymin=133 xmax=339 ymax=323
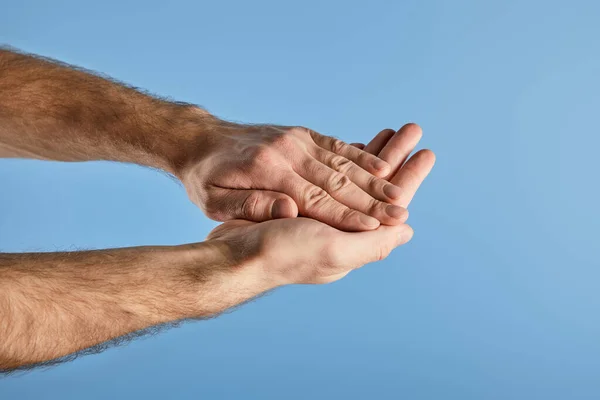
xmin=338 ymin=224 xmax=414 ymax=268
xmin=211 ymin=187 xmax=299 ymax=222
xmin=206 ymin=219 xmax=256 ymax=240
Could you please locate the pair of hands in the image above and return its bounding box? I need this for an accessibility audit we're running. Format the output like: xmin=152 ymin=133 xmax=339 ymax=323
xmin=178 ymin=122 xmax=434 ymax=286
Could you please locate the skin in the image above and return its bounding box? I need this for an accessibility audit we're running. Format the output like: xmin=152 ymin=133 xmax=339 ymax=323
xmin=0 ymin=47 xmax=436 ymax=371
xmin=352 ymin=124 xmax=435 ymax=209
xmin=0 ymin=47 xmax=409 ymax=231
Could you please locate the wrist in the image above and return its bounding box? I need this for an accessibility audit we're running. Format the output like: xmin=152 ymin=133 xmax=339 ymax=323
xmin=156 ymin=105 xmax=223 ymax=178
xmin=180 ymin=240 xmax=277 ymax=316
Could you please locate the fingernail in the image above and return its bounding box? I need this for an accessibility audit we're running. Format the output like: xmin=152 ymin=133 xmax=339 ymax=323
xmin=383 ymin=184 xmax=402 ymax=199
xmin=373 ymin=159 xmax=389 ymax=171
xmin=271 ymin=199 xmax=291 ymax=219
xmin=359 ymin=214 xmax=380 ymax=229
xmin=386 ymin=205 xmax=408 ymax=221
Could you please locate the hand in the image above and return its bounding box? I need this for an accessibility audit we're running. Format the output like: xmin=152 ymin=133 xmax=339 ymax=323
xmin=177 ymin=121 xmax=409 ymax=231
xmin=207 ymin=218 xmax=413 ymax=285
xmin=351 ymin=123 xmax=436 ymax=208
xmin=206 ymin=125 xmax=434 ymax=286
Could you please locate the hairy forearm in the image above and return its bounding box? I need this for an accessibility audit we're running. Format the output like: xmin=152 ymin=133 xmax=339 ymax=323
xmin=0 ymin=242 xmax=268 ymax=371
xmin=0 ymin=47 xmax=217 ymax=174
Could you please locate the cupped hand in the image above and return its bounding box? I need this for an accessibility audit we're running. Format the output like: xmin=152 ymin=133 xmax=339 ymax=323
xmin=206 ymin=125 xmax=435 ymax=286
xmin=207 ymin=217 xmax=414 ymax=285
xmin=178 ymin=122 xmax=408 ymax=232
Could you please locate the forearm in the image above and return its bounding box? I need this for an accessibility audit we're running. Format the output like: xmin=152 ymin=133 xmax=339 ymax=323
xmin=0 ymin=47 xmax=216 ymax=174
xmin=0 ymin=242 xmax=269 ymax=371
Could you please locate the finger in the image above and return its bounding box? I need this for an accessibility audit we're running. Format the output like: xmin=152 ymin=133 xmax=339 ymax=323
xmin=296 ymin=157 xmax=409 ymax=225
xmin=280 ymin=172 xmax=381 ymax=231
xmin=309 ymin=131 xmax=391 ymax=177
xmin=389 ymin=149 xmax=436 ymax=208
xmin=378 ymin=123 xmax=423 ymax=178
xmin=350 ymin=142 xmax=366 ymax=149
xmin=206 ymin=187 xmax=298 ymax=222
xmin=364 ymin=128 xmax=396 ymax=155
xmin=337 ymin=223 xmax=414 ymax=267
xmin=311 ymin=146 xmax=404 ymax=202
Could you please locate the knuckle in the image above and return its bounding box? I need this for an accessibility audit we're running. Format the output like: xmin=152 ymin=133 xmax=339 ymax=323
xmin=367 ymin=174 xmax=388 ymax=194
xmin=371 ymin=177 xmax=388 ymax=194
xmin=270 ymin=129 xmax=296 ymax=149
xmin=356 ymin=151 xmax=375 ymax=166
xmin=330 ymin=138 xmax=346 ymax=154
xmin=339 ymin=207 xmax=359 ymax=224
xmin=241 ymin=191 xmax=261 ymax=218
xmin=289 ymin=126 xmax=315 ymax=142
xmin=291 ymin=126 xmax=311 ymax=136
xmin=366 ymin=174 xmax=381 ymax=192
xmin=304 ymin=186 xmax=330 ymax=209
xmin=325 ymin=172 xmax=351 ymax=193
xmin=248 ymin=145 xmax=275 ymax=167
xmin=367 ymin=197 xmax=384 ymax=215
xmin=329 ymin=155 xmax=354 ymax=174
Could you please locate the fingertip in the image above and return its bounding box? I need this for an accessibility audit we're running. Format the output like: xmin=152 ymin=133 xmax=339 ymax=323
xmin=359 ymin=213 xmax=380 ymax=230
xmin=400 ymin=207 xmax=409 ymax=223
xmin=385 ymin=205 xmax=409 ymax=222
xmin=400 ymin=122 xmax=423 ymax=137
xmin=396 ymin=224 xmax=414 ymax=245
xmin=350 ymin=142 xmax=366 ymax=149
xmin=373 ymin=158 xmax=390 ymax=172
xmin=421 ymin=149 xmax=436 ymax=165
xmin=364 ymin=129 xmax=396 ymax=155
xmin=370 ymin=159 xmax=391 ymax=177
xmin=412 ymin=149 xmax=437 ymax=172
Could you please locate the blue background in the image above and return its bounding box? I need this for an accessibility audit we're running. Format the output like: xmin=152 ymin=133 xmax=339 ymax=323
xmin=1 ymin=0 xmax=599 ymax=398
